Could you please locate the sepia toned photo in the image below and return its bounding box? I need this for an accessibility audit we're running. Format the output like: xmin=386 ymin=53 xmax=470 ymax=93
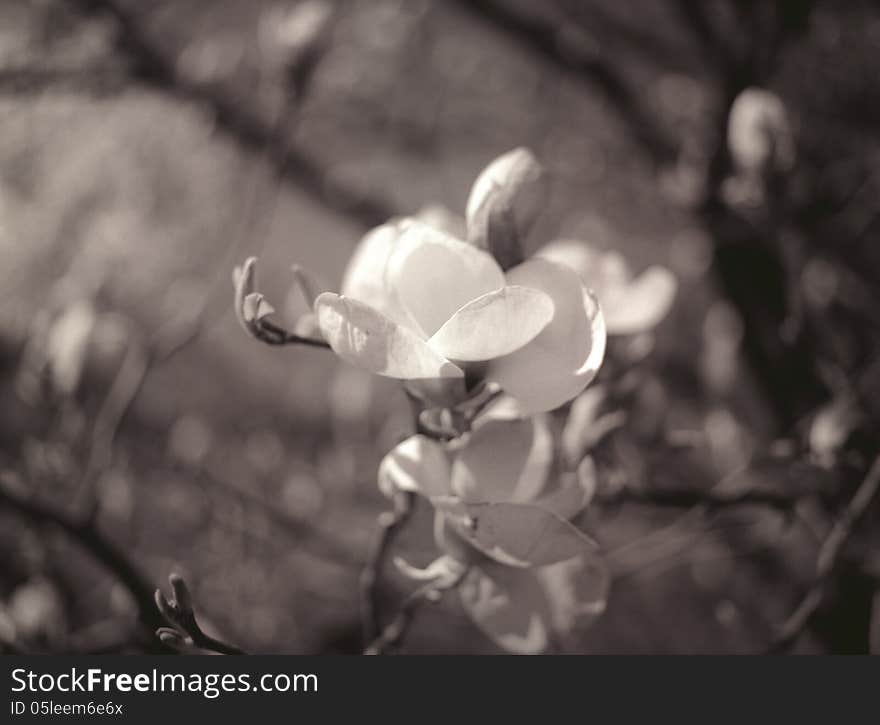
xmin=1 ymin=0 xmax=879 ymax=658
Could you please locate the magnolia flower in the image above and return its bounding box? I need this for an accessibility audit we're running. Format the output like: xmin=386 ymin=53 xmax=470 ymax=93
xmin=311 ymin=149 xmax=606 ymax=413
xmin=379 ymin=416 xmax=608 ymax=654
xmin=536 ymin=240 xmax=677 ymax=336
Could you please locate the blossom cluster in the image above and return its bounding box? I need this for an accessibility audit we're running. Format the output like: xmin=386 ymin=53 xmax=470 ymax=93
xmin=235 ymin=148 xmax=677 ymax=652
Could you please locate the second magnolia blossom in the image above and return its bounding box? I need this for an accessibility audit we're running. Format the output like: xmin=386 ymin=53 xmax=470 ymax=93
xmin=379 ymin=415 xmax=608 ymax=654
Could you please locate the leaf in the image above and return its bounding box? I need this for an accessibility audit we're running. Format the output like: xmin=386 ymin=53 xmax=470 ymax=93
xmin=435 ymin=499 xmax=599 ymax=567
xmin=377 ymin=435 xmax=451 ymax=500
xmin=427 ymin=286 xmax=553 ymax=362
xmin=488 ymin=259 xmax=606 ymax=413
xmin=315 ymin=293 xmax=463 ymax=380
xmin=459 ymin=566 xmax=552 ymax=654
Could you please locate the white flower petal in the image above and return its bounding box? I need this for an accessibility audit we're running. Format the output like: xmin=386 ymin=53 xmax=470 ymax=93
xmin=387 ymin=221 xmax=505 ymax=337
xmin=537 ymin=553 xmax=610 ymax=633
xmin=459 ymin=565 xmax=552 ymax=655
xmin=378 ymin=435 xmax=452 ymax=499
xmin=414 ymin=204 xmax=466 ymax=239
xmin=427 ymin=286 xmax=553 ymax=362
xmin=340 ymin=221 xmax=414 ymax=329
xmin=451 ymin=418 xmax=551 ymax=504
xmin=536 ymin=239 xmax=629 ymax=301
xmin=488 ymin=259 xmax=606 ymax=413
xmin=602 ymin=266 xmax=677 ymax=335
xmin=315 ymin=292 xmax=463 ymax=380
xmin=538 ymin=240 xmax=676 ymax=336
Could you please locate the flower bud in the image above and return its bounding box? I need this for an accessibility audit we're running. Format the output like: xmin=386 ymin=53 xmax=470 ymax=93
xmin=466 ymin=148 xmax=546 ymax=270
xmin=727 ymin=87 xmax=795 ymax=176
xmin=259 ymin=1 xmax=334 ymax=77
xmin=168 ymin=573 xmax=194 ymax=615
xmin=156 ymin=627 xmax=190 ymax=650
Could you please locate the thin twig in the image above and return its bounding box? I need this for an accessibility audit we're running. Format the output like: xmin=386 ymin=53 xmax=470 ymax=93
xmin=0 ymin=473 xmax=165 ymax=636
xmin=360 ymin=495 xmax=415 ymax=646
xmin=0 ymin=66 xmax=128 ymax=95
xmin=604 ymin=485 xmax=800 ymax=513
xmin=156 ymin=574 xmax=248 ymax=655
xmin=452 ymin=0 xmax=676 ymax=164
xmin=364 ymin=572 xmax=465 ymax=656
xmin=769 ymin=453 xmax=880 ymax=653
xmin=65 ymin=0 xmax=396 ymax=229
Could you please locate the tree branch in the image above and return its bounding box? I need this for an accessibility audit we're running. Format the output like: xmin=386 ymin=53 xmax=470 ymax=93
xmin=0 ymin=473 xmax=165 ymax=637
xmin=452 ymin=0 xmax=677 ymax=164
xmin=769 ymin=453 xmax=880 ymax=653
xmin=66 ymin=0 xmax=396 ymax=229
xmin=604 ymin=485 xmax=801 ymax=513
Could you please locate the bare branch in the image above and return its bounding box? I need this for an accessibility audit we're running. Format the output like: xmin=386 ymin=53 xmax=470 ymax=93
xmin=604 ymin=485 xmax=801 ymax=513
xmin=769 ymin=453 xmax=880 ymax=652
xmin=65 ymin=0 xmax=397 ymax=228
xmin=453 ymin=0 xmax=677 ymax=164
xmin=0 ymin=472 xmax=165 ymax=637
xmin=0 ymin=66 xmax=128 ymax=95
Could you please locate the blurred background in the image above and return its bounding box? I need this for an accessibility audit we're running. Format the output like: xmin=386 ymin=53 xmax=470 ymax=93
xmin=1 ymin=0 xmax=879 ymax=654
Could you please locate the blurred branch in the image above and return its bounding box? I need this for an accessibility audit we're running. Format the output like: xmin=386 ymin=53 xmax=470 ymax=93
xmin=190 ymin=465 xmax=361 ymax=569
xmin=453 ymin=0 xmax=677 ymax=164
xmin=74 ymin=335 xmax=149 ymax=515
xmin=605 ymin=485 xmax=801 ymax=513
xmin=67 ymin=0 xmax=396 ymax=229
xmin=769 ymin=453 xmax=880 ymax=653
xmin=0 ymin=66 xmax=128 ymax=95
xmin=0 ymin=472 xmax=166 ymax=638
xmin=671 ymin=0 xmax=735 ymax=73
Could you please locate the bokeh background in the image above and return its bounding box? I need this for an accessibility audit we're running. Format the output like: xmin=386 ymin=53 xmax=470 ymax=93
xmin=1 ymin=0 xmax=879 ymax=654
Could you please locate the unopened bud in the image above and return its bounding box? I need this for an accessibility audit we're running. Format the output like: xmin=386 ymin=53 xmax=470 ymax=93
xmin=728 ymin=87 xmax=795 ymax=176
xmin=466 ymin=148 xmax=546 ymax=270
xmin=168 ymin=573 xmax=193 ymax=615
xmin=156 ymin=627 xmax=191 ymax=650
xmin=154 ymin=589 xmax=177 ymax=623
